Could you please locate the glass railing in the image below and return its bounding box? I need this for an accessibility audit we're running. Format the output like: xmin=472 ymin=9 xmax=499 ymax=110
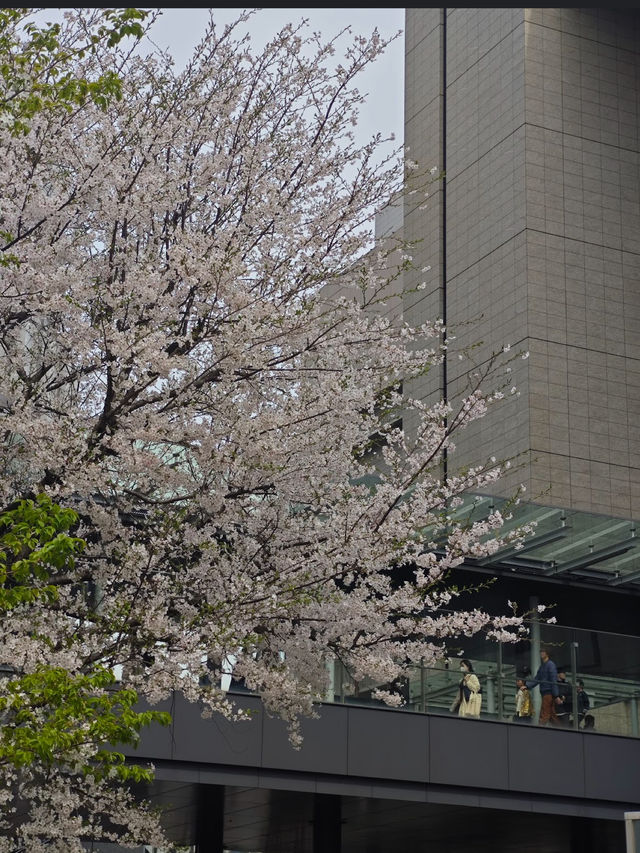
xmin=319 ymin=620 xmax=640 ymax=738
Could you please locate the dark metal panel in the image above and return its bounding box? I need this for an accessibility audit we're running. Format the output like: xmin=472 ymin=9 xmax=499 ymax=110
xmin=366 ymin=781 xmax=428 ymax=803
xmin=429 ymin=717 xmax=509 ymax=789
xmin=153 ymin=763 xmax=262 ymax=788
xmin=261 ymin=704 xmax=348 ymax=775
xmin=131 ymin=696 xmax=175 ymax=760
xmin=171 ymin=693 xmax=263 ymax=767
xmin=425 ymin=787 xmax=482 ymax=808
xmin=508 ymin=726 xmax=585 ymax=798
xmin=316 ymin=778 xmax=374 ymax=798
xmin=153 ymin=764 xmax=201 ymax=783
xmin=425 ymin=786 xmax=626 ymax=821
xmin=538 ymin=799 xmax=592 ymax=817
xmin=257 ymin=772 xmax=317 ymax=793
xmin=347 ymin=707 xmax=429 ymax=782
xmin=477 ymin=791 xmax=534 ymax=812
xmin=202 ymin=768 xmax=261 ymax=787
xmin=584 ymin=733 xmax=640 ymax=803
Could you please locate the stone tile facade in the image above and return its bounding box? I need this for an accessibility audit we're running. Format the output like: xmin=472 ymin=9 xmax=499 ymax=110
xmin=404 ymin=8 xmax=640 ymax=516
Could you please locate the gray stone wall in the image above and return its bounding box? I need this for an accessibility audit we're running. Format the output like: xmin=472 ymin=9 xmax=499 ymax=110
xmin=404 ymin=8 xmax=640 ymax=516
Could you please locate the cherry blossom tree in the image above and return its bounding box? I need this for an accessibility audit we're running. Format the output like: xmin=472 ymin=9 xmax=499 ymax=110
xmin=0 ymin=495 xmax=171 ymax=851
xmin=0 ymin=8 xmax=528 ymax=850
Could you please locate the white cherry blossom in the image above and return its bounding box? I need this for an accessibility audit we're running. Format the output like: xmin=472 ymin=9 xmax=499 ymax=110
xmin=0 ymin=9 xmax=531 ymax=850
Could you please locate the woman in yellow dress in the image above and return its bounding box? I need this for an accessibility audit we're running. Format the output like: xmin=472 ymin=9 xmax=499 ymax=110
xmin=453 ymin=659 xmax=482 ymax=718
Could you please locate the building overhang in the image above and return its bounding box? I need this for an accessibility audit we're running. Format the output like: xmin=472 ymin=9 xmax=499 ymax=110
xmin=437 ymin=494 xmax=640 ymax=593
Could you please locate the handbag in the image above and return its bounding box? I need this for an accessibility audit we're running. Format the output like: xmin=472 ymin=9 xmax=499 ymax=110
xmin=467 ymin=691 xmax=482 ymax=716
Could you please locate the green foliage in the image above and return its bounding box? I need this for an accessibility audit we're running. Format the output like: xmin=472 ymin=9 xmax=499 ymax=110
xmin=0 ymin=493 xmax=83 ymax=610
xmin=0 ymin=495 xmax=171 ymax=783
xmin=0 ymin=666 xmax=171 ymax=782
xmin=0 ymin=8 xmax=149 ymax=135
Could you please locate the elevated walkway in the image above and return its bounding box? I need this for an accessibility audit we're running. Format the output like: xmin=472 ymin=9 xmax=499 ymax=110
xmin=130 ymin=691 xmax=640 ymax=849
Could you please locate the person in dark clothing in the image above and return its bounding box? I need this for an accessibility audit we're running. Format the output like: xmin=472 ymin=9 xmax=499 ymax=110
xmin=555 ymin=668 xmax=573 ymax=726
xmin=526 ymin=648 xmax=559 ymax=726
xmin=576 ymin=679 xmax=591 ymax=725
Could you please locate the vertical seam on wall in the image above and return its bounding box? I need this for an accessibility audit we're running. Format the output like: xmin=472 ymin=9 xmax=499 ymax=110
xmin=442 ymin=8 xmax=449 ymax=483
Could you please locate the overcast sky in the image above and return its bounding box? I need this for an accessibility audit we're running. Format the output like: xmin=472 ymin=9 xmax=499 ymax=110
xmin=31 ymin=8 xmax=404 ymax=156
xmin=145 ymin=7 xmax=404 ymax=163
xmin=145 ymin=8 xmax=405 ymax=153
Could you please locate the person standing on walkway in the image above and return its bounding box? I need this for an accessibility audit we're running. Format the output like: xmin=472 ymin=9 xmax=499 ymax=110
xmin=555 ymin=668 xmax=572 ymax=726
xmin=452 ymin=659 xmax=482 ymax=718
xmin=513 ymin=676 xmax=533 ymax=723
xmin=576 ymin=679 xmax=591 ymax=726
xmin=526 ymin=648 xmax=560 ymax=726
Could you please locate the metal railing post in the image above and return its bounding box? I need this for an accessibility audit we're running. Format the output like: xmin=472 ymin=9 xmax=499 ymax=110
xmin=529 ymin=597 xmax=542 ymax=722
xmin=631 ymin=695 xmax=639 ymax=738
xmin=338 ymin=660 xmax=345 ymax=704
xmin=570 ymin=641 xmax=579 ymax=731
xmin=420 ymin=658 xmax=426 ymax=712
xmin=497 ymin=642 xmax=504 ymax=720
xmin=486 ymin=670 xmax=496 ymax=716
xmin=325 ymin=656 xmax=335 ymax=702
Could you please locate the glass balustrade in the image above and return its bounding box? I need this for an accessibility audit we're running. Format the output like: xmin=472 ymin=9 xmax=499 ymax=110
xmin=317 ymin=620 xmax=640 ymax=738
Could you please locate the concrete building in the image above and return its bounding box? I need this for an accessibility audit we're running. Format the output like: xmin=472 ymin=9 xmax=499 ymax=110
xmin=123 ymin=10 xmax=640 ymax=852
xmin=403 ymin=8 xmax=640 ymax=518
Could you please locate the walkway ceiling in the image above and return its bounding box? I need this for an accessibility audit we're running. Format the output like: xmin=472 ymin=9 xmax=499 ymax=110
xmin=441 ymin=494 xmax=640 ymax=591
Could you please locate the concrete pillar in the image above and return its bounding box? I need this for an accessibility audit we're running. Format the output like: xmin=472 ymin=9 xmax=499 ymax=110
xmin=529 ymin=596 xmax=542 ymax=722
xmin=195 ymin=784 xmax=224 ymax=853
xmin=313 ymin=794 xmax=341 ymax=853
xmin=570 ymin=816 xmax=596 ymax=853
